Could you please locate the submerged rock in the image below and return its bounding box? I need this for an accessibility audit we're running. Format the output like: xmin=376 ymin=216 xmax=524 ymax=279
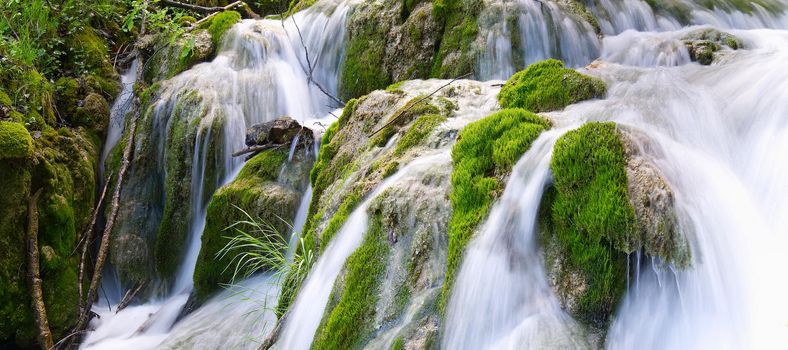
xmin=682 ymin=28 xmax=742 ymax=65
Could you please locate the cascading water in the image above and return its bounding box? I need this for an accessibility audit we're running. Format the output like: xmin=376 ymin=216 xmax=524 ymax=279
xmin=82 ymin=0 xmax=788 ymax=348
xmin=446 ymin=19 xmax=788 ymax=349
xmin=443 ymin=129 xmax=587 ymax=349
xmin=276 ymin=151 xmax=451 ymax=350
xmin=82 ymin=1 xmax=352 ymax=348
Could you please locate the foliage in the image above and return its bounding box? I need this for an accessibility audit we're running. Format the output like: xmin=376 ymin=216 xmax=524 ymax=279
xmin=205 ymin=10 xmax=242 ymax=47
xmin=0 ymin=121 xmax=33 ymax=160
xmin=548 ymin=121 xmax=634 ymax=325
xmin=393 ymin=113 xmax=445 ymax=156
xmin=497 ymin=59 xmax=606 ymax=113
xmin=311 ymin=211 xmax=388 ymax=350
xmin=441 ymin=108 xmax=550 ymax=311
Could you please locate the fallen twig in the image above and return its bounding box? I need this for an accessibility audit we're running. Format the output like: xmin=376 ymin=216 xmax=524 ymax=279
xmin=116 ymin=281 xmax=147 ymax=314
xmin=26 ymin=188 xmax=54 ymax=350
xmin=368 ymin=72 xmax=472 ymax=138
xmin=76 ymin=172 xmax=112 ymax=315
xmin=232 ymin=143 xmax=286 ymax=157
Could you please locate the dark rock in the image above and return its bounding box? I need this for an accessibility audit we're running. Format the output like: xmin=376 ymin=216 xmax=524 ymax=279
xmin=245 ymin=116 xmax=305 ymax=146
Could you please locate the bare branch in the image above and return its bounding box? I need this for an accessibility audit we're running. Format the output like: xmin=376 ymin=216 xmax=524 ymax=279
xmin=77 ymin=172 xmax=112 ymax=315
xmin=116 ymin=281 xmax=147 ymax=314
xmin=232 ymin=143 xmax=287 ymax=157
xmin=26 ymin=188 xmax=54 ymax=350
xmin=368 ymin=72 xmax=473 ymax=138
xmin=289 ymin=16 xmax=345 ymax=108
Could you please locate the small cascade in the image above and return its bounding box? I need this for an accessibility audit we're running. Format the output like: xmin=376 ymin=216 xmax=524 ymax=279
xmin=100 ymin=58 xmax=140 ymax=177
xmin=443 ymin=129 xmax=585 ymax=349
xmin=276 ymin=151 xmax=451 ymax=350
xmin=83 ymin=1 xmax=352 ymax=348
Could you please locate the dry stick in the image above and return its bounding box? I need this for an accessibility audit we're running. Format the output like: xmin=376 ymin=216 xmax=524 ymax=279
xmin=232 ymin=143 xmax=287 ymax=157
xmin=69 ymin=50 xmax=146 ymax=348
xmin=368 ymin=72 xmax=473 ymax=138
xmin=159 ymin=0 xmax=227 ymax=13
xmin=115 ymin=281 xmax=147 ymax=314
xmin=258 ymin=312 xmax=287 ymax=350
xmin=289 ymin=16 xmax=345 ymax=108
xmin=189 ymin=1 xmax=258 ymax=28
xmin=26 ymin=188 xmax=54 ymax=350
xmin=76 ymin=173 xmax=113 ymax=315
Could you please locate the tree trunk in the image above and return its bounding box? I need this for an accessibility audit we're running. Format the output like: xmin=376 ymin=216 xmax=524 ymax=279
xmin=26 ymin=188 xmax=54 ymax=350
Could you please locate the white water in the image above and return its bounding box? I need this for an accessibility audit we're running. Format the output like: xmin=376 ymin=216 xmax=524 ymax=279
xmin=443 ymin=129 xmax=587 ymax=349
xmin=276 ymin=151 xmax=451 ymax=350
xmin=83 ymin=1 xmax=351 ymax=348
xmin=447 ymin=25 xmax=788 ymax=349
xmin=100 ymin=58 xmax=140 ymax=177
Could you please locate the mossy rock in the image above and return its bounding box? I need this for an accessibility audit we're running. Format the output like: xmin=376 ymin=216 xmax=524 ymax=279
xmin=497 ymin=59 xmax=606 ymax=113
xmin=0 ymin=127 xmax=98 ymax=345
xmin=546 ymin=122 xmax=633 ymax=327
xmin=0 ymin=121 xmax=33 ymax=160
xmin=74 ymin=93 xmax=111 ymax=131
xmin=311 ymin=209 xmax=389 ymax=350
xmin=194 ymin=149 xmax=299 ymax=301
xmin=206 ymin=11 xmax=242 ymax=47
xmin=441 ymin=108 xmax=550 ymax=311
xmin=682 ymin=28 xmax=742 ymax=65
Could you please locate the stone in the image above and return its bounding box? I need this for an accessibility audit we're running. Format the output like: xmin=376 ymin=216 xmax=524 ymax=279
xmin=245 ymin=116 xmax=305 ymax=146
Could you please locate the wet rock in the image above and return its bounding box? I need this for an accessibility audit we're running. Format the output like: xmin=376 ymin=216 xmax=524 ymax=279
xmin=621 ymin=128 xmax=691 ymax=267
xmin=245 ymin=116 xmax=306 ymax=146
xmin=682 ymin=28 xmax=742 ymax=65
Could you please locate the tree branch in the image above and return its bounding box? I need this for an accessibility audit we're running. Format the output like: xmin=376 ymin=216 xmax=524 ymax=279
xmin=77 ymin=172 xmax=112 ymax=316
xmin=26 ymin=188 xmax=54 ymax=350
xmin=368 ymin=72 xmax=472 ymax=138
xmin=289 ymin=16 xmax=345 ymax=108
xmin=232 ymin=143 xmax=287 ymax=157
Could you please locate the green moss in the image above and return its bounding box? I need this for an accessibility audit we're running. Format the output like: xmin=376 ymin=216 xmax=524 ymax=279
xmin=54 ymin=77 xmax=80 ymax=117
xmin=206 ymin=11 xmax=242 ymax=47
xmin=194 ymin=149 xmax=291 ymax=301
xmin=10 ymin=69 xmax=56 ymax=126
xmin=441 ymin=108 xmax=550 ymax=311
xmin=339 ymin=8 xmax=390 ymax=101
xmin=318 ymin=191 xmax=362 ymax=253
xmin=394 ymin=113 xmax=446 ymax=156
xmin=277 ymin=99 xmax=360 ymax=315
xmin=548 ymin=122 xmax=635 ymax=325
xmin=390 ymin=337 xmax=405 ymax=350
xmin=699 ymin=0 xmax=784 ymax=14
xmin=311 ymin=211 xmax=388 ymax=350
xmin=370 ymin=97 xmax=440 ymax=148
xmin=382 ymin=161 xmax=399 ymax=178
xmin=74 ymin=93 xmax=110 ymax=131
xmin=497 ymin=59 xmax=606 ymax=113
xmin=431 ymin=0 xmax=482 ymax=78
xmin=0 ymin=121 xmax=34 ymax=159
xmin=0 ymin=90 xmax=12 ymax=106
xmin=386 ymin=81 xmax=406 ymax=92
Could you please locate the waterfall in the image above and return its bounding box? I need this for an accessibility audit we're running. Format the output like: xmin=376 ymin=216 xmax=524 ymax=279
xmin=446 ymin=24 xmax=788 ymax=349
xmin=276 ymin=151 xmax=452 ymax=350
xmin=82 ymin=1 xmax=352 ymax=348
xmin=443 ymin=129 xmax=586 ymax=349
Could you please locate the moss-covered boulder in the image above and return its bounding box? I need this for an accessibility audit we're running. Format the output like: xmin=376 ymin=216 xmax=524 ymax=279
xmin=541 ymin=122 xmax=690 ymax=331
xmin=143 ymin=29 xmax=216 ymax=83
xmin=682 ymin=28 xmax=742 ymax=65
xmin=498 ymin=59 xmax=606 ymax=112
xmin=339 ymin=0 xmax=482 ymax=100
xmin=0 ymin=127 xmax=98 ymax=346
xmin=0 ymin=121 xmax=34 ymax=160
xmin=442 ymin=108 xmax=551 ymax=310
xmin=205 ymin=10 xmax=243 ymax=47
xmin=194 ymin=146 xmax=312 ymax=301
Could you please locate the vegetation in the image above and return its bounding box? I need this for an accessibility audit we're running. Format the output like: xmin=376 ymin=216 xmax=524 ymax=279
xmin=0 ymin=122 xmax=34 ymax=159
xmin=311 ymin=211 xmax=388 ymax=350
xmin=205 ymin=10 xmax=242 ymax=46
xmin=194 ymin=149 xmax=294 ymax=300
xmin=431 ymin=0 xmax=482 ymax=78
xmin=441 ymin=108 xmax=550 ymax=311
xmin=546 ymin=122 xmax=635 ymax=326
xmin=497 ymin=59 xmax=606 ymax=112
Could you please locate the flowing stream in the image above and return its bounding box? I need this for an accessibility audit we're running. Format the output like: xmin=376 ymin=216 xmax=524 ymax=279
xmin=82 ymin=1 xmax=351 ymax=348
xmin=83 ymin=0 xmax=788 ymax=348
